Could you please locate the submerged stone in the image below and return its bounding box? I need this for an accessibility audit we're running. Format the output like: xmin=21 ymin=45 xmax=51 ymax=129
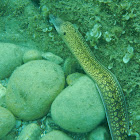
xmin=0 ymin=107 xmax=16 ymax=139
xmin=23 ymin=49 xmax=42 ymax=63
xmin=6 ymin=60 xmax=65 ymax=121
xmin=0 ymin=43 xmax=23 ymax=80
xmin=40 ymin=130 xmax=73 ymax=140
xmin=17 ymin=123 xmax=40 ymax=140
xmin=51 ymin=76 xmax=105 ymax=133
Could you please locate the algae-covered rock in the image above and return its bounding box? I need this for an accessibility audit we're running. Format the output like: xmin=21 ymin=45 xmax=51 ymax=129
xmin=0 ymin=107 xmax=16 ymax=139
xmin=6 ymin=60 xmax=65 ymax=121
xmin=17 ymin=123 xmax=40 ymax=140
xmin=40 ymin=130 xmax=73 ymax=140
xmin=51 ymin=76 xmax=105 ymax=133
xmin=0 ymin=43 xmax=23 ymax=80
xmin=23 ymin=49 xmax=42 ymax=63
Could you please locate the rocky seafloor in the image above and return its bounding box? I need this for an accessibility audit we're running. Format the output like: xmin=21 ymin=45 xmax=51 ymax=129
xmin=0 ymin=0 xmax=139 ymax=140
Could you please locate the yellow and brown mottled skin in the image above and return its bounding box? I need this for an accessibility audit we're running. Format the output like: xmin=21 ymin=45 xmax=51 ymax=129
xmin=49 ymin=15 xmax=129 ymax=140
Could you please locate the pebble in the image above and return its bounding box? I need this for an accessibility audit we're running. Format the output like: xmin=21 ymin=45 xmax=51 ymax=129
xmin=51 ymin=76 xmax=105 ymax=133
xmin=40 ymin=130 xmax=73 ymax=140
xmin=0 ymin=43 xmax=23 ymax=80
xmin=42 ymin=52 xmax=64 ymax=65
xmin=66 ymin=72 xmax=85 ymax=85
xmin=17 ymin=123 xmax=40 ymax=140
xmin=63 ymin=57 xmax=79 ymax=76
xmin=0 ymin=107 xmax=16 ymax=139
xmin=6 ymin=60 xmax=65 ymax=121
xmin=88 ymin=126 xmax=110 ymax=140
xmin=23 ymin=49 xmax=42 ymax=63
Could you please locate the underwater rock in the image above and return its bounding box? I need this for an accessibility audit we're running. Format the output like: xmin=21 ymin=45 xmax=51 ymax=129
xmin=63 ymin=57 xmax=80 ymax=76
xmin=6 ymin=60 xmax=65 ymax=121
xmin=42 ymin=52 xmax=63 ymax=65
xmin=17 ymin=123 xmax=40 ymax=140
xmin=51 ymin=76 xmax=105 ymax=133
xmin=0 ymin=43 xmax=23 ymax=80
xmin=66 ymin=72 xmax=85 ymax=85
xmin=40 ymin=130 xmax=73 ymax=140
xmin=0 ymin=84 xmax=6 ymax=107
xmin=23 ymin=49 xmax=42 ymax=63
xmin=0 ymin=107 xmax=16 ymax=139
xmin=88 ymin=126 xmax=110 ymax=140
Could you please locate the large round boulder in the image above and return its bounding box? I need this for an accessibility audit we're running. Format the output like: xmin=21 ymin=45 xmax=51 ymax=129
xmin=6 ymin=60 xmax=65 ymax=121
xmin=51 ymin=76 xmax=105 ymax=133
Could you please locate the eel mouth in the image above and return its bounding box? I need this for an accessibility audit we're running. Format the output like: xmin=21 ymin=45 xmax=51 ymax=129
xmin=49 ymin=14 xmax=63 ymax=33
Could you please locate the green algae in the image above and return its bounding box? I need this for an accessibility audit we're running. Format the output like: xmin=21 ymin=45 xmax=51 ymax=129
xmin=0 ymin=0 xmax=139 ymax=139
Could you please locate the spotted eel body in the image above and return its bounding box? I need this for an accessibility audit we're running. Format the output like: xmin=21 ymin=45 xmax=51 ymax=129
xmin=49 ymin=15 xmax=129 ymax=140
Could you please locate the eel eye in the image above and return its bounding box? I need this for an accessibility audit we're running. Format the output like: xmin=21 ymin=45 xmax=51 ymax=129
xmin=63 ymin=32 xmax=66 ymax=35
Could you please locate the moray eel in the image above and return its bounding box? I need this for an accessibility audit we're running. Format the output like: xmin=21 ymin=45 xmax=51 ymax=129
xmin=49 ymin=14 xmax=129 ymax=140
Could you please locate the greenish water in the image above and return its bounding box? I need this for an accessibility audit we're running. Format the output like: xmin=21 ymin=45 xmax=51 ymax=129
xmin=0 ymin=0 xmax=139 ymax=140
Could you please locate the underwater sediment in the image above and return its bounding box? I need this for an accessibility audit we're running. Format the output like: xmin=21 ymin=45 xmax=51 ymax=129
xmin=0 ymin=0 xmax=139 ymax=140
